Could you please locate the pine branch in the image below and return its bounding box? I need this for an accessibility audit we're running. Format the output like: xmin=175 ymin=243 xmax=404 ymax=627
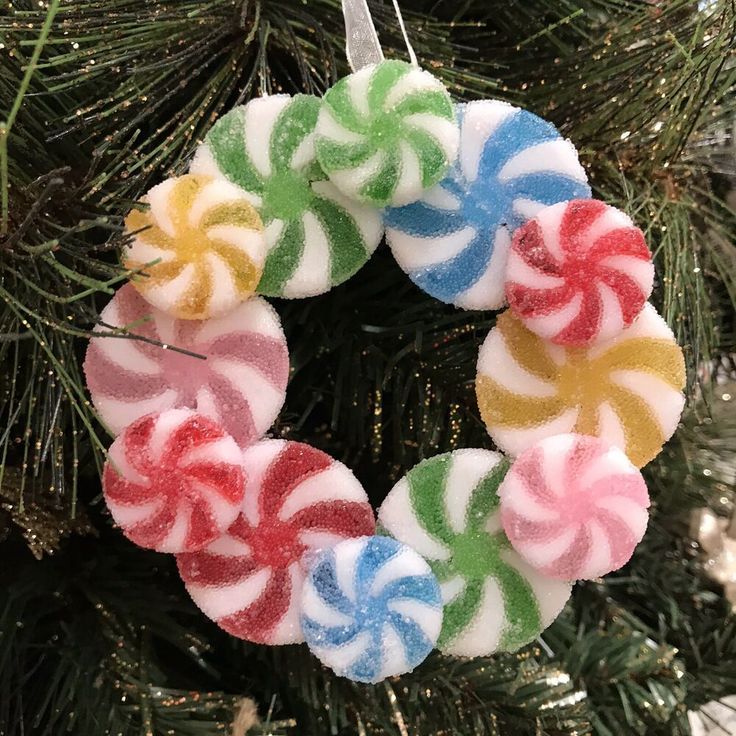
xmin=0 ymin=529 xmax=294 ymax=736
xmin=1 ymin=2 xmax=735 ymax=735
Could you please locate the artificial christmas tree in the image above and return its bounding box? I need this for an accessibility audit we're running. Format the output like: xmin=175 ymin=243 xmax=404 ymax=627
xmin=1 ymin=1 xmax=735 ymax=733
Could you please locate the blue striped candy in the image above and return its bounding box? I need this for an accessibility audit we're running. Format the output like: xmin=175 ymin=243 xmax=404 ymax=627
xmin=300 ymin=535 xmax=442 ymax=683
xmin=384 ymin=100 xmax=592 ymax=311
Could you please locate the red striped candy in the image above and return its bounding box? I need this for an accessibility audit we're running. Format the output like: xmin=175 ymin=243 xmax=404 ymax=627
xmin=177 ymin=439 xmax=375 ymax=644
xmin=103 ymin=409 xmax=245 ymax=553
xmin=506 ymin=199 xmax=654 ymax=346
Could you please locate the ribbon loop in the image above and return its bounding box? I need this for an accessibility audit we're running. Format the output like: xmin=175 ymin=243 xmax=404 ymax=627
xmin=342 ymin=0 xmax=384 ymax=71
xmin=341 ymin=0 xmax=418 ymax=71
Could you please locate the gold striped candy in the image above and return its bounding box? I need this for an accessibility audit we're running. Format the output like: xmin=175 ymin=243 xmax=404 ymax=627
xmin=124 ymin=174 xmax=266 ymax=320
xmin=475 ymin=304 xmax=686 ymax=467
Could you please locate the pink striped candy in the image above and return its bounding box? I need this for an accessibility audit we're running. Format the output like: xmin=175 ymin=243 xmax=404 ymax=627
xmin=84 ymin=284 xmax=289 ymax=447
xmin=506 ymin=199 xmax=654 ymax=346
xmin=103 ymin=409 xmax=245 ymax=553
xmin=177 ymin=439 xmax=376 ymax=645
xmin=499 ymin=433 xmax=650 ymax=580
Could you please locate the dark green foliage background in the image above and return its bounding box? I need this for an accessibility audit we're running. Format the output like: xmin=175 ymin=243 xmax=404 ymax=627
xmin=1 ymin=1 xmax=735 ymax=734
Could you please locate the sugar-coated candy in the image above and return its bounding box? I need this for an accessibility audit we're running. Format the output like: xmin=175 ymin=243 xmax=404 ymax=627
xmin=499 ymin=434 xmax=650 ymax=580
xmin=385 ymin=100 xmax=591 ymax=310
xmin=476 ymin=303 xmax=686 ymax=468
xmin=123 ymin=174 xmax=266 ymax=319
xmin=177 ymin=440 xmax=375 ymax=645
xmin=300 ymin=535 xmax=442 ymax=683
xmin=191 ymin=95 xmax=383 ymax=298
xmin=84 ymin=284 xmax=288 ymax=447
xmin=378 ymin=450 xmax=571 ymax=657
xmin=315 ymin=60 xmax=459 ymax=207
xmin=103 ymin=409 xmax=244 ymax=553
xmin=506 ymin=199 xmax=654 ymax=345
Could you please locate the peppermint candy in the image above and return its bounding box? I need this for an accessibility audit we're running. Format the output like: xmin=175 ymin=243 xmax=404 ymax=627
xmin=123 ymin=174 xmax=267 ymax=320
xmin=301 ymin=535 xmax=442 ymax=682
xmin=84 ymin=284 xmax=288 ymax=447
xmin=499 ymin=434 xmax=650 ymax=580
xmin=191 ymin=95 xmax=383 ymax=298
xmin=475 ymin=304 xmax=686 ymax=468
xmin=315 ymin=60 xmax=459 ymax=207
xmin=103 ymin=409 xmax=244 ymax=553
xmin=177 ymin=440 xmax=375 ymax=645
xmin=506 ymin=199 xmax=654 ymax=345
xmin=378 ymin=450 xmax=571 ymax=656
xmin=385 ymin=100 xmax=591 ymax=309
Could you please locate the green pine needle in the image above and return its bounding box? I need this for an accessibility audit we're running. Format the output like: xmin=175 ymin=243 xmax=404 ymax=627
xmin=1 ymin=1 xmax=735 ymax=734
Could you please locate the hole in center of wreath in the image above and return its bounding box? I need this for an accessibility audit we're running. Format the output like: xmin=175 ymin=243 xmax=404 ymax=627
xmin=451 ymin=531 xmax=498 ymax=578
xmin=261 ymin=171 xmax=314 ymax=222
xmin=249 ymin=522 xmax=304 ymax=568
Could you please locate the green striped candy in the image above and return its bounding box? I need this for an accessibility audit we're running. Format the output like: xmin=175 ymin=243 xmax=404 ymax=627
xmin=315 ymin=60 xmax=459 ymax=207
xmin=378 ymin=449 xmax=571 ymax=657
xmin=191 ymin=94 xmax=383 ymax=298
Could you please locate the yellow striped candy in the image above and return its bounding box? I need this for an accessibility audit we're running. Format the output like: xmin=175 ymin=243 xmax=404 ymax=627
xmin=124 ymin=174 xmax=266 ymax=320
xmin=476 ymin=304 xmax=685 ymax=467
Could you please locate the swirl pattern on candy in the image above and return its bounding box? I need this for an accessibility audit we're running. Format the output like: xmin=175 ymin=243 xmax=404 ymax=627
xmin=384 ymin=100 xmax=591 ymax=310
xmin=177 ymin=440 xmax=375 ymax=645
xmin=84 ymin=284 xmax=288 ymax=447
xmin=499 ymin=434 xmax=650 ymax=580
xmin=475 ymin=304 xmax=686 ymax=468
xmin=301 ymin=535 xmax=442 ymax=683
xmin=103 ymin=409 xmax=245 ymax=553
xmin=506 ymin=199 xmax=654 ymax=345
xmin=191 ymin=95 xmax=383 ymax=298
xmin=123 ymin=174 xmax=266 ymax=319
xmin=378 ymin=450 xmax=571 ymax=656
xmin=315 ymin=59 xmax=459 ymax=207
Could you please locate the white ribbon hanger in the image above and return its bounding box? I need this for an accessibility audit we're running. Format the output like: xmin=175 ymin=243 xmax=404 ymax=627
xmin=341 ymin=0 xmax=418 ymax=72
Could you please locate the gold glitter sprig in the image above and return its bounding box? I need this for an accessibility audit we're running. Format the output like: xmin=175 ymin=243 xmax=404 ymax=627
xmin=0 ymin=467 xmax=94 ymax=558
